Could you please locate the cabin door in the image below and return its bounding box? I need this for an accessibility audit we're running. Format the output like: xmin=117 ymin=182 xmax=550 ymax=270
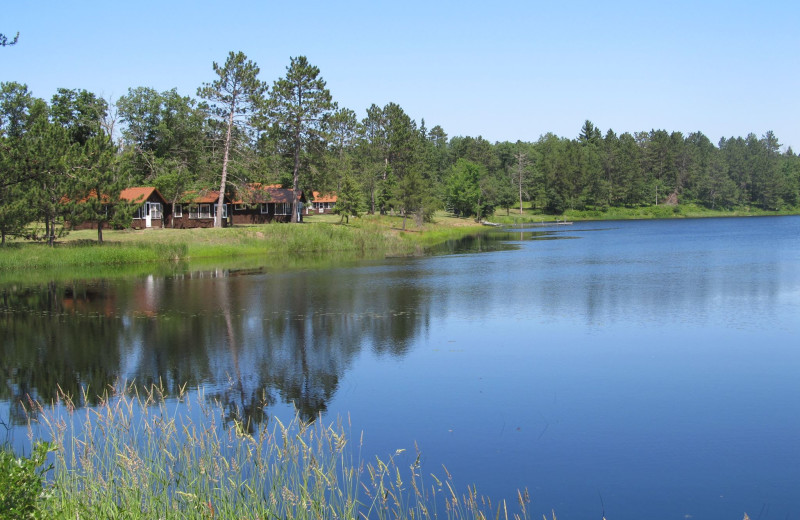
xmin=144 ymin=203 xmax=153 ymax=228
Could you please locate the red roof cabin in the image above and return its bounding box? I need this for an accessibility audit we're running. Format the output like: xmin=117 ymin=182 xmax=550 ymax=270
xmin=170 ymin=190 xmax=232 ymax=228
xmin=122 ymin=187 xmax=170 ymax=229
xmin=308 ymin=192 xmax=337 ymax=215
xmin=69 ymin=187 xmax=169 ymax=230
xmin=231 ymin=184 xmax=307 ymax=224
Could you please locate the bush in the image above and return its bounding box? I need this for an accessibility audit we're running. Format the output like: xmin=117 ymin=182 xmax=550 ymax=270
xmin=0 ymin=442 xmax=53 ymax=519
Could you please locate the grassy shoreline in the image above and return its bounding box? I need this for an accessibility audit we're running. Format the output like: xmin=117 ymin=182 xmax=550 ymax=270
xmin=2 ymin=207 xmax=798 ymax=272
xmin=0 ymin=213 xmax=485 ymax=272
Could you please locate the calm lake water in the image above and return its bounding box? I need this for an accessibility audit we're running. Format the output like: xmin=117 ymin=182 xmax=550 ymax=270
xmin=2 ymin=216 xmax=800 ymax=519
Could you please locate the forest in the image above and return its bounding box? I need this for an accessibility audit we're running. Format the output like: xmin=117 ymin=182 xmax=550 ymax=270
xmin=2 ymin=51 xmax=799 ymax=245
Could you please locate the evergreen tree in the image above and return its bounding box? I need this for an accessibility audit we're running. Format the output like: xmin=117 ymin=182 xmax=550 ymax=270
xmin=332 ymin=172 xmax=364 ymax=224
xmin=198 ymin=51 xmax=267 ymax=227
xmin=0 ymin=82 xmax=36 ymax=242
xmin=24 ymin=100 xmax=73 ymax=245
xmin=68 ymin=135 xmax=120 ymax=242
xmin=358 ymin=104 xmax=388 ymax=214
xmin=394 ymin=168 xmax=424 ymax=230
xmin=324 ymin=107 xmax=359 ymax=193
xmin=268 ymin=56 xmax=335 ymax=223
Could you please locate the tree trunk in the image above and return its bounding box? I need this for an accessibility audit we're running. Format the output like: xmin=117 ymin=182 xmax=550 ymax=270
xmin=517 ymin=152 xmax=525 ymax=215
xmin=217 ymin=106 xmax=236 ymax=228
xmin=291 ymin=127 xmax=301 ymax=223
xmin=46 ymin=216 xmax=56 ymax=247
xmin=97 ymin=221 xmax=104 ymax=243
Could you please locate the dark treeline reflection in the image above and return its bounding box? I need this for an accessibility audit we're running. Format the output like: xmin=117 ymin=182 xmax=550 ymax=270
xmin=1 ymin=259 xmax=436 ymax=427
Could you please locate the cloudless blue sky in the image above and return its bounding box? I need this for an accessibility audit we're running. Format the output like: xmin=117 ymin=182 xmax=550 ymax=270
xmin=4 ymin=0 xmax=799 ymax=149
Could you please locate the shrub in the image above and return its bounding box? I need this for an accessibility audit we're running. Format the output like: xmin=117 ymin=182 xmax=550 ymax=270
xmin=0 ymin=442 xmax=54 ymax=520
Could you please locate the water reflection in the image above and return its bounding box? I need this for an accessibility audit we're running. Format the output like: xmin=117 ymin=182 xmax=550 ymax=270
xmin=1 ymin=256 xmax=441 ymax=427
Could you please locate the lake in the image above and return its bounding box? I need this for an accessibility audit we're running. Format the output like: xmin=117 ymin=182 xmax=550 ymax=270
xmin=2 ymin=216 xmax=799 ymax=519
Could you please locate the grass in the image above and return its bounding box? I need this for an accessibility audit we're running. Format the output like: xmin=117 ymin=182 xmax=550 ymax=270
xmin=0 ymin=241 xmax=187 ymax=271
xmin=20 ymin=383 xmax=533 ymax=520
xmin=0 ymin=214 xmax=486 ymax=272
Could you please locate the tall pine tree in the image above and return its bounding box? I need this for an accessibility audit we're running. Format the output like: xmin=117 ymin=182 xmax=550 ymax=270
xmin=198 ymin=51 xmax=267 ymax=227
xmin=268 ymin=56 xmax=335 ymax=223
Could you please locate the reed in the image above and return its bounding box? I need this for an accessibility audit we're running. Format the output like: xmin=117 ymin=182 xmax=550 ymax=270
xmin=23 ymin=383 xmax=532 ymax=520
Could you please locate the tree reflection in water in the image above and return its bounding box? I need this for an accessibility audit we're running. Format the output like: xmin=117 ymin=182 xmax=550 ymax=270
xmin=1 ymin=261 xmax=433 ymax=429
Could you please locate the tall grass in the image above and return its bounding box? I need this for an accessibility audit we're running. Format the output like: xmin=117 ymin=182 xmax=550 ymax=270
xmin=0 ymin=242 xmax=187 ymax=270
xmin=26 ymin=384 xmax=533 ymax=519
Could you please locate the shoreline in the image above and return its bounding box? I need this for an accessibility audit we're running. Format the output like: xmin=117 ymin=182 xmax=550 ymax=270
xmin=0 ymin=213 xmax=485 ymax=275
xmin=2 ymin=207 xmax=798 ymax=274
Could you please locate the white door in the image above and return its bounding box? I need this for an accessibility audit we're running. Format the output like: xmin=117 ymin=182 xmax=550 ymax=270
xmin=145 ymin=203 xmax=152 ymax=228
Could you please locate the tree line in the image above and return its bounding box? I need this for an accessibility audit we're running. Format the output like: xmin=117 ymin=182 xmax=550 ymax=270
xmin=2 ymin=51 xmax=799 ymax=244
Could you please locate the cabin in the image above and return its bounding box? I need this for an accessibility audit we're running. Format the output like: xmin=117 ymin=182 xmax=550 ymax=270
xmin=123 ymin=187 xmax=170 ymax=229
xmin=308 ymin=192 xmax=337 ymax=215
xmin=68 ymin=187 xmax=169 ymax=230
xmin=231 ymin=184 xmax=307 ymax=224
xmin=170 ymin=190 xmax=231 ymax=228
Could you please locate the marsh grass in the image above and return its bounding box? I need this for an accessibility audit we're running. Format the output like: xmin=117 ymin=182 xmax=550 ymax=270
xmin=26 ymin=383 xmax=532 ymax=520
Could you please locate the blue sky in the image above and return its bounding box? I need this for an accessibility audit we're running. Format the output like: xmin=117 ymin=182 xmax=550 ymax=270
xmin=4 ymin=0 xmax=799 ymax=149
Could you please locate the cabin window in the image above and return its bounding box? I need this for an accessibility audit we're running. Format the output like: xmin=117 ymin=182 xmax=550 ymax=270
xmin=189 ymin=204 xmax=211 ymax=219
xmin=260 ymin=203 xmax=269 ymax=214
xmin=174 ymin=204 xmax=182 ymax=217
xmin=213 ymin=203 xmax=228 ymax=218
xmin=235 ymin=203 xmax=247 ymax=211
xmin=149 ymin=202 xmax=163 ymax=219
xmin=133 ymin=205 xmax=145 ymax=219
xmin=275 ymin=203 xmax=290 ymax=215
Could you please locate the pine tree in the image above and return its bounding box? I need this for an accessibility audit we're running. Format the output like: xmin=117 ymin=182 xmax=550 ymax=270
xmin=198 ymin=52 xmax=267 ymax=227
xmin=332 ymin=173 xmax=364 ymax=224
xmin=268 ymin=56 xmax=335 ymax=223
